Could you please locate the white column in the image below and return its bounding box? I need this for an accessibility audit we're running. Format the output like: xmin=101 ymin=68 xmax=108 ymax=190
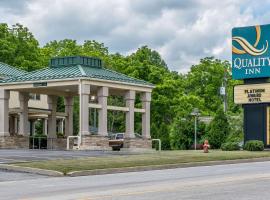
xmin=141 ymin=92 xmax=151 ymax=139
xmin=18 ymin=92 xmax=29 ymax=136
xmin=125 ymin=90 xmax=135 ymax=138
xmin=43 ymin=118 xmax=48 ymax=135
xmin=0 ymin=89 xmax=10 ymax=136
xmin=98 ymin=86 xmax=108 ymax=136
xmin=79 ymin=84 xmax=90 ymax=136
xmin=64 ymin=96 xmax=74 ymax=137
xmin=48 ymin=95 xmax=57 ymax=139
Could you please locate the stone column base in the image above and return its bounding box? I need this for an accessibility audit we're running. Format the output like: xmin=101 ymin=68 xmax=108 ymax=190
xmin=80 ymin=135 xmax=110 ymax=150
xmin=123 ymin=138 xmax=152 ymax=149
xmin=0 ymin=136 xmax=29 ymax=149
xmin=47 ymin=138 xmax=71 ymax=150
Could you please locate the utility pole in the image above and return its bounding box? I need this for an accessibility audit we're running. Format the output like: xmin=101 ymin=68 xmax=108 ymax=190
xmin=220 ymin=68 xmax=227 ymax=113
xmin=224 ymin=67 xmax=228 ymax=113
xmin=191 ymin=108 xmax=200 ymax=150
xmin=194 ymin=115 xmax=197 ymax=150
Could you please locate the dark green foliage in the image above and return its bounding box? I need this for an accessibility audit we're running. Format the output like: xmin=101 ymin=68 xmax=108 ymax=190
xmin=221 ymin=142 xmax=240 ymax=151
xmin=170 ymin=116 xmax=206 ymax=150
xmin=205 ymin=109 xmax=230 ymax=149
xmin=225 ymin=132 xmax=244 ymax=143
xmin=57 ymin=132 xmax=65 ymax=138
xmin=244 ymin=140 xmax=264 ymax=151
xmin=34 ymin=120 xmax=43 ymax=135
xmin=73 ymin=97 xmax=79 ymax=135
xmin=57 ymin=97 xmax=65 ymax=112
xmin=0 ymin=23 xmax=41 ymax=71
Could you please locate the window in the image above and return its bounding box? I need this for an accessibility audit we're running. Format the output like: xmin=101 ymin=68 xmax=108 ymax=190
xmin=29 ymin=93 xmax=41 ymax=101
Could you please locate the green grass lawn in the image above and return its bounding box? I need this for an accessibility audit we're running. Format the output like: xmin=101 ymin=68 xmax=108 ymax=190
xmin=14 ymin=150 xmax=270 ymax=174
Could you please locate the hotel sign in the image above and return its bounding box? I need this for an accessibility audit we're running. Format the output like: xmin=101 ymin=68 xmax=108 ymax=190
xmin=232 ymin=24 xmax=270 ymax=79
xmin=234 ymin=83 xmax=270 ymax=104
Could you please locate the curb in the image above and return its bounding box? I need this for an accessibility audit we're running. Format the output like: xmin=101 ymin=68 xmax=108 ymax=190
xmin=0 ymin=164 xmax=63 ymax=177
xmin=67 ymin=157 xmax=270 ymax=177
xmin=2 ymin=157 xmax=270 ymax=177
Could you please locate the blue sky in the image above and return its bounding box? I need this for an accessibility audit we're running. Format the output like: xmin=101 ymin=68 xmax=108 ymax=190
xmin=0 ymin=0 xmax=269 ymax=73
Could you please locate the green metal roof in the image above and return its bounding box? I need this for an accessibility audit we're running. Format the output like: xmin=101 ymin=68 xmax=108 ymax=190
xmin=0 ymin=62 xmax=26 ymax=78
xmin=0 ymin=56 xmax=154 ymax=87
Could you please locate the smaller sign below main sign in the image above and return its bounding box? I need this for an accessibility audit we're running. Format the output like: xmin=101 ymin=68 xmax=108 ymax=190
xmin=234 ymin=83 xmax=270 ymax=104
xmin=33 ymin=82 xmax=47 ymax=87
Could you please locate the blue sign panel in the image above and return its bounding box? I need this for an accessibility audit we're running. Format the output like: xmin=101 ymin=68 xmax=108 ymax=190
xmin=232 ymin=24 xmax=270 ymax=79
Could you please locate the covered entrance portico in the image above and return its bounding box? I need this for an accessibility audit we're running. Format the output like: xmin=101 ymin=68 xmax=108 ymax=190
xmin=0 ymin=56 xmax=154 ymax=150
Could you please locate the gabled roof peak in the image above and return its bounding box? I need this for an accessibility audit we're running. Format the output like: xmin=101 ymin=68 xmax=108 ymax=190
xmin=49 ymin=56 xmax=102 ymax=68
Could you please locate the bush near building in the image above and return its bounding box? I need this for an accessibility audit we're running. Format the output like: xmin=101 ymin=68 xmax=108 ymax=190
xmin=244 ymin=140 xmax=264 ymax=151
xmin=221 ymin=142 xmax=240 ymax=151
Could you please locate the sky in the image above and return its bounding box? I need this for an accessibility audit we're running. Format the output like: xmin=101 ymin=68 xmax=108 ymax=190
xmin=1 ymin=0 xmax=270 ymax=73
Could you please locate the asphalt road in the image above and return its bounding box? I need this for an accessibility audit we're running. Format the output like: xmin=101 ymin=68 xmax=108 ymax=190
xmin=0 ymin=169 xmax=46 ymax=182
xmin=1 ymin=161 xmax=270 ymax=199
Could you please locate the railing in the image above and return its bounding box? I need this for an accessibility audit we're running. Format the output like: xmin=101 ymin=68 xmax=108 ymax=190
xmin=67 ymin=136 xmax=80 ymax=150
xmin=47 ymin=137 xmax=55 ymax=150
xmin=29 ymin=136 xmax=58 ymax=150
xmin=152 ymin=139 xmax=161 ymax=152
xmin=30 ymin=135 xmax=47 ymax=150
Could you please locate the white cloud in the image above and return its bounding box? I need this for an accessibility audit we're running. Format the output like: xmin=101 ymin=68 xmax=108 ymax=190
xmin=0 ymin=0 xmax=269 ymax=73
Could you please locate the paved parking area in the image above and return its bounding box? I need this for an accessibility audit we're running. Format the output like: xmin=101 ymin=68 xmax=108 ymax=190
xmin=0 ymin=149 xmax=141 ymax=164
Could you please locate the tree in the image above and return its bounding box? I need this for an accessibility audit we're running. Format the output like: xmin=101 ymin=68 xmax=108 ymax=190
xmin=185 ymin=57 xmax=230 ymax=114
xmin=205 ymin=108 xmax=230 ymax=149
xmin=40 ymin=39 xmax=83 ymax=66
xmin=169 ymin=116 xmax=193 ymax=150
xmin=0 ymin=23 xmax=41 ymax=71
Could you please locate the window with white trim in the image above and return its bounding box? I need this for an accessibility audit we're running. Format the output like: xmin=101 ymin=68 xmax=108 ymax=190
xmin=29 ymin=93 xmax=41 ymax=101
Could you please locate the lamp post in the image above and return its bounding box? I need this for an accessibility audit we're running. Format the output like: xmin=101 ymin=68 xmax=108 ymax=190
xmin=191 ymin=108 xmax=200 ymax=150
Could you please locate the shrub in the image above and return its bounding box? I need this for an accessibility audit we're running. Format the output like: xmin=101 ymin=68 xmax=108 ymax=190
xmin=221 ymin=142 xmax=240 ymax=151
xmin=56 ymin=132 xmax=65 ymax=138
xmin=225 ymin=132 xmax=244 ymax=143
xmin=205 ymin=108 xmax=230 ymax=149
xmin=244 ymin=140 xmax=264 ymax=151
xmin=169 ymin=117 xmax=195 ymax=150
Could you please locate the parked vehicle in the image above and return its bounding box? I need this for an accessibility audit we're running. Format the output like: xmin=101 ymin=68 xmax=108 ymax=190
xmin=109 ymin=133 xmax=124 ymax=151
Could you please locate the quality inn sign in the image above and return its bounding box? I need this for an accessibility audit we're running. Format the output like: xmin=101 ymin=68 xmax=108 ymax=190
xmin=232 ymin=24 xmax=270 ymax=79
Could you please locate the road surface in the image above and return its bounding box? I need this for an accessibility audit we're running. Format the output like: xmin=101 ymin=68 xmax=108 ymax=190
xmin=1 ymin=161 xmax=270 ymax=199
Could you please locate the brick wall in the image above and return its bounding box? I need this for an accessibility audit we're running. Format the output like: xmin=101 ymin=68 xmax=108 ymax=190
xmin=47 ymin=138 xmax=75 ymax=150
xmin=123 ymin=138 xmax=152 ymax=149
xmin=80 ymin=135 xmax=110 ymax=150
xmin=0 ymin=136 xmax=29 ymax=149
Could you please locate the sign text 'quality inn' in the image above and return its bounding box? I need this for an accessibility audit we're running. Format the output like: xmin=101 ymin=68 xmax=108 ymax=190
xmin=232 ymin=24 xmax=270 ymax=79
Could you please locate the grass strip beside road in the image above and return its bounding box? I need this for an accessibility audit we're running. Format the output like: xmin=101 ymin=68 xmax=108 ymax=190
xmin=13 ymin=150 xmax=270 ymax=175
